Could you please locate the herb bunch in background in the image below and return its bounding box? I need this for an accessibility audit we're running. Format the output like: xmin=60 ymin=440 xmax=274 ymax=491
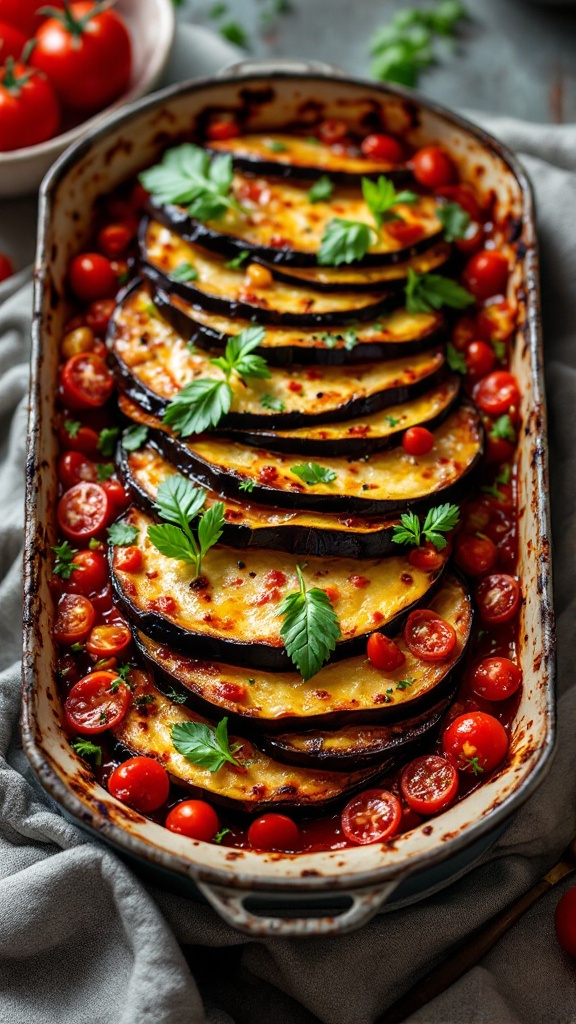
xmin=369 ymin=1 xmax=468 ymax=87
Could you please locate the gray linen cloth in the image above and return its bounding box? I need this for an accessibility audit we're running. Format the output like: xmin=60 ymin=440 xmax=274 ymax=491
xmin=2 ymin=81 xmax=576 ymax=1024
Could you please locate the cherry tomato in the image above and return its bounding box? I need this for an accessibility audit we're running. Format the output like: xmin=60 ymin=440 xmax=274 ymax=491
xmin=476 ymin=300 xmax=515 ymax=344
xmin=341 ymin=789 xmax=402 ymax=845
xmin=57 ymin=450 xmax=97 ymax=489
xmin=385 ymin=220 xmax=424 ymax=246
xmin=555 ymin=887 xmax=576 ymax=959
xmin=101 ymin=478 xmax=130 ymax=511
xmin=318 ymin=119 xmax=348 ymax=145
xmin=455 ymin=533 xmax=498 ymax=577
xmin=0 ymin=60 xmax=60 ymax=152
xmin=248 ymin=813 xmax=300 ymax=852
xmin=97 ymin=222 xmax=133 ymax=259
xmin=165 ymin=800 xmax=221 ymax=841
xmin=400 ymin=755 xmax=459 ymax=815
xmin=60 ymin=352 xmax=114 ymax=410
xmin=366 ymin=632 xmax=406 ymax=672
xmin=68 ymin=253 xmax=117 ymax=303
xmin=474 ymin=371 xmax=520 ymax=417
xmin=205 ymin=118 xmax=239 ymax=141
xmin=85 ymin=297 xmax=116 ymax=335
xmin=54 ymin=592 xmax=95 ymax=645
xmin=451 ymin=315 xmax=477 ymax=352
xmin=443 ymin=711 xmax=509 ymax=775
xmin=85 ymin=622 xmax=131 ymax=657
xmin=65 ymin=670 xmax=130 ymax=734
xmin=402 ymin=426 xmax=434 ymax=456
xmin=435 ymin=184 xmax=484 ymax=223
xmin=455 ymin=221 xmax=484 ymax=256
xmin=59 ymin=419 xmax=100 ymax=455
xmin=470 ymin=657 xmax=522 ymax=701
xmin=463 ymin=249 xmax=509 ymax=301
xmin=412 ymin=146 xmax=456 ymax=188
xmin=114 ymin=545 xmax=143 ymax=573
xmin=465 ymin=340 xmax=496 ymax=379
xmin=68 ymin=549 xmax=108 ymax=595
xmin=0 ymin=0 xmax=64 ymax=35
xmin=108 ymin=756 xmax=170 ymax=812
xmin=57 ymin=481 xmax=110 ymax=542
xmin=408 ymin=541 xmax=446 ymax=572
xmin=31 ymin=2 xmax=131 ymax=114
xmin=0 ymin=22 xmax=26 ymax=62
xmin=360 ymin=133 xmax=404 ymax=163
xmin=485 ymin=433 xmax=515 ymax=466
xmin=0 ymin=251 xmax=13 ymax=282
xmin=476 ymin=573 xmax=521 ymax=625
xmin=404 ymin=609 xmax=457 ymax=662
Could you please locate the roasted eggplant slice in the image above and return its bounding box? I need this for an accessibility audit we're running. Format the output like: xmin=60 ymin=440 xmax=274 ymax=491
xmin=140 ymin=220 xmax=398 ymax=327
xmin=206 ymin=132 xmax=413 ymax=184
xmin=154 ymin=286 xmax=447 ymax=366
xmin=110 ymin=506 xmax=446 ymax=670
xmin=134 ymin=573 xmax=471 ymax=730
xmin=119 ymin=440 xmax=404 ymax=559
xmin=109 ymin=284 xmax=447 ymax=428
xmin=113 ymin=671 xmax=380 ymax=813
xmin=265 ymin=243 xmax=451 ymax=292
xmin=149 ymin=175 xmax=443 ymax=267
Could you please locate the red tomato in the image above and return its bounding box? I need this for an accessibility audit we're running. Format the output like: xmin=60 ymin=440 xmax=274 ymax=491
xmin=385 ymin=220 xmax=424 ymax=246
xmin=465 ymin=340 xmax=496 ymax=379
xmin=0 ymin=251 xmax=13 ymax=282
xmin=0 ymin=0 xmax=64 ymax=34
xmin=555 ymin=888 xmax=576 ymax=959
xmin=0 ymin=61 xmax=60 ymax=151
xmin=166 ymin=800 xmax=221 ymax=841
xmin=205 ymin=118 xmax=239 ymax=141
xmin=86 ymin=622 xmax=132 ymax=657
xmin=65 ymin=670 xmax=131 ymax=734
xmin=474 ymin=371 xmax=520 ymax=417
xmin=443 ymin=711 xmax=509 ymax=775
xmin=31 ymin=2 xmax=131 ymax=114
xmin=248 ymin=813 xmax=300 ymax=852
xmin=404 ymin=609 xmax=457 ymax=662
xmin=68 ymin=253 xmax=117 ymax=303
xmin=57 ymin=481 xmax=110 ymax=542
xmin=402 ymin=426 xmax=434 ymax=456
xmin=318 ymin=119 xmax=348 ymax=145
xmin=341 ymin=789 xmax=402 ymax=845
xmin=68 ymin=549 xmax=107 ymax=595
xmin=401 ymin=755 xmax=459 ymax=815
xmin=0 ymin=22 xmax=25 ymax=62
xmin=366 ymin=632 xmax=406 ymax=672
xmin=455 ymin=221 xmax=484 ymax=256
xmin=108 ymin=756 xmax=170 ymax=812
xmin=476 ymin=573 xmax=521 ymax=625
xmin=85 ymin=297 xmax=116 ymax=335
xmin=60 ymin=353 xmax=114 ymax=410
xmin=101 ymin=478 xmax=130 ymax=511
xmin=408 ymin=541 xmax=446 ymax=572
xmin=97 ymin=222 xmax=133 ymax=259
xmin=485 ymin=433 xmax=515 ymax=465
xmin=463 ymin=249 xmax=509 ymax=301
xmin=455 ymin=534 xmax=498 ymax=577
xmin=435 ymin=184 xmax=483 ymax=223
xmin=54 ymin=592 xmax=95 ymax=645
xmin=57 ymin=450 xmax=97 ymax=489
xmin=470 ymin=657 xmax=522 ymax=701
xmin=451 ymin=315 xmax=477 ymax=352
xmin=412 ymin=146 xmax=456 ymax=188
xmin=58 ymin=419 xmax=100 ymax=455
xmin=114 ymin=545 xmax=143 ymax=573
xmin=360 ymin=133 xmax=404 ymax=163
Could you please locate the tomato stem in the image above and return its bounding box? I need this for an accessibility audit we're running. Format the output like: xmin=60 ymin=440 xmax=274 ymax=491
xmin=0 ymin=56 xmax=33 ymax=94
xmin=38 ymin=0 xmax=116 ymax=38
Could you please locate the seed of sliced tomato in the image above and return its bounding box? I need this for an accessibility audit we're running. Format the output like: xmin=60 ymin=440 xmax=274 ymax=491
xmin=366 ymin=632 xmax=405 ymax=672
xmin=476 ymin=573 xmax=521 ymax=625
xmin=401 ymin=755 xmax=459 ymax=816
xmin=60 ymin=352 xmax=114 ymax=410
xmin=341 ymin=789 xmax=402 ymax=845
xmin=108 ymin=756 xmax=170 ymax=812
xmin=57 ymin=481 xmax=111 ymax=542
xmin=404 ymin=608 xmax=457 ymax=662
xmin=64 ymin=670 xmax=131 ymax=734
xmin=86 ymin=622 xmax=132 ymax=657
xmin=114 ymin=545 xmax=143 ymax=572
xmin=54 ymin=593 xmax=96 ymax=645
xmin=470 ymin=656 xmax=522 ymax=701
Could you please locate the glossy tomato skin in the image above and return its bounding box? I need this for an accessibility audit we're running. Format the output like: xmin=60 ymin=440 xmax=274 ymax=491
xmin=68 ymin=253 xmax=117 ymax=303
xmin=0 ymin=251 xmax=13 ymax=282
xmin=404 ymin=609 xmax=457 ymax=662
xmin=54 ymin=592 xmax=95 ymax=645
xmin=58 ymin=419 xmax=99 ymax=455
xmin=31 ymin=2 xmax=131 ymax=114
xmin=0 ymin=62 xmax=60 ymax=151
xmin=101 ymin=478 xmax=130 ymax=512
xmin=248 ymin=814 xmax=300 ymax=852
xmin=57 ymin=481 xmax=110 ymax=542
xmin=402 ymin=426 xmax=434 ymax=456
xmin=114 ymin=545 xmax=143 ymax=573
xmin=455 ymin=533 xmax=498 ymax=577
xmin=165 ymin=800 xmax=221 ymax=842
xmin=555 ymin=888 xmax=576 ymax=959
xmin=318 ymin=119 xmax=348 ymax=145
xmin=412 ymin=146 xmax=456 ymax=188
xmin=108 ymin=756 xmax=170 ymax=813
xmin=476 ymin=573 xmax=521 ymax=625
xmin=443 ymin=711 xmax=509 ymax=774
xmin=60 ymin=352 xmax=114 ymax=410
xmin=205 ymin=118 xmax=239 ymax=141
xmin=341 ymin=789 xmax=402 ymax=845
xmin=470 ymin=657 xmax=522 ymax=701
xmin=85 ymin=298 xmax=116 ymax=334
xmin=385 ymin=220 xmax=424 ymax=246
xmin=474 ymin=371 xmax=520 ymax=417
xmin=463 ymin=250 xmax=509 ymax=301
xmin=67 ymin=549 xmax=107 ymax=595
xmin=85 ymin=622 xmax=131 ymax=657
xmin=0 ymin=22 xmax=26 ymax=61
xmin=97 ymin=222 xmax=133 ymax=259
xmin=64 ymin=670 xmax=131 ymax=734
xmin=57 ymin=450 xmax=97 ymax=489
xmin=400 ymin=755 xmax=459 ymax=816
xmin=408 ymin=541 xmax=447 ymax=572
xmin=465 ymin=340 xmax=496 ymax=379
xmin=361 ymin=133 xmax=404 ymax=162
xmin=0 ymin=0 xmax=64 ymax=34
xmin=366 ymin=632 xmax=405 ymax=672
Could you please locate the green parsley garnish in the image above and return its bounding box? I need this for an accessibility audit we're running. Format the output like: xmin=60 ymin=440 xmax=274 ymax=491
xmin=107 ymin=522 xmax=139 ymax=546
xmin=392 ymin=502 xmax=460 ymax=551
xmin=290 ymin=462 xmax=337 ymax=486
xmin=171 ymin=261 xmax=198 ymax=283
xmin=213 ymin=827 xmax=232 ymax=844
xmin=265 ymin=139 xmax=288 ymax=152
xmin=70 ymin=738 xmax=102 ymax=766
xmin=260 ymin=393 xmax=285 ymax=412
xmin=171 ymin=717 xmax=241 ymax=772
xmin=490 ymin=414 xmax=516 ymax=442
xmin=139 ymin=143 xmax=245 ymax=223
xmin=70 ymin=642 xmax=85 ymax=653
xmin=239 ymin=479 xmax=255 ymax=493
xmin=208 ymin=2 xmax=228 ymax=18
xmin=51 ymin=540 xmax=79 ymax=579
xmin=224 ymin=250 xmax=250 ymax=270
xmin=308 ymin=175 xmax=334 ymax=204
xmin=122 ymin=424 xmax=149 ymax=452
xmin=133 ymin=694 xmax=156 ymax=708
xmin=362 ymin=176 xmax=418 ymax=229
xmin=64 ymin=419 xmax=81 ymax=439
xmin=481 ymin=464 xmax=512 ymax=500
xmin=369 ymin=1 xmax=467 ymax=87
xmin=96 ymin=463 xmax=115 ymax=481
xmin=279 ymin=565 xmax=341 ymax=680
xmin=318 ymin=175 xmax=417 ymax=266
xmin=147 ymin=475 xmax=224 ymax=576
xmin=385 ymin=415 xmax=401 ymax=427
xmin=396 ymin=677 xmax=416 ymax=690
xmin=437 ymin=202 xmax=470 ymax=242
xmin=405 ymin=270 xmax=474 ymax=314
xmin=98 ymin=427 xmax=120 ymax=458
xmin=492 ymin=339 xmax=506 ymax=362
xmin=219 ymin=21 xmax=248 ymax=48
xmin=446 ymin=342 xmax=467 ymax=375
xmin=164 ymin=686 xmax=188 ymax=705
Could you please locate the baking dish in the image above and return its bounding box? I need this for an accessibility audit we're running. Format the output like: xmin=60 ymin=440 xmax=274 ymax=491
xmin=22 ymin=59 xmax=555 ymax=937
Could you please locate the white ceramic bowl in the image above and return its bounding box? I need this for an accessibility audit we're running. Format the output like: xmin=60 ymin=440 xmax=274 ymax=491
xmin=0 ymin=0 xmax=175 ymax=198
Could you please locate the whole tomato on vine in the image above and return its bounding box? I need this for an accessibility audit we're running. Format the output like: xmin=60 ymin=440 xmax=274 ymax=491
xmin=0 ymin=58 xmax=60 ymax=151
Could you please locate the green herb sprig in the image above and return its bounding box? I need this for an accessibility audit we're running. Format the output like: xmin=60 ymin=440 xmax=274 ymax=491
xmin=392 ymin=503 xmax=460 ymax=551
xmin=369 ymin=1 xmax=468 ymax=87
xmin=171 ymin=717 xmax=241 ymax=772
xmin=139 ymin=143 xmax=246 ymax=223
xmin=405 ymin=269 xmax=474 ymax=314
xmin=318 ymin=175 xmax=418 ymax=266
xmin=147 ymin=475 xmax=224 ymax=576
xmin=279 ymin=565 xmax=341 ymax=680
xmin=51 ymin=540 xmax=79 ymax=579
xmin=290 ymin=462 xmax=337 ymax=486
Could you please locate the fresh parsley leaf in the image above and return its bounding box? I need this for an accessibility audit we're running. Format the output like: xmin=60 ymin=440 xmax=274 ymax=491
xmin=64 ymin=419 xmax=81 ymax=439
xmin=213 ymin=827 xmax=231 ymax=844
xmin=212 ymin=326 xmax=269 ymax=380
xmin=197 ymin=502 xmax=226 ymax=559
xmin=88 ymin=538 xmax=101 ymax=551
xmin=70 ymin=738 xmax=102 ymax=766
xmin=147 ymin=523 xmax=199 ymax=563
xmin=117 ymin=663 xmax=132 ymax=682
xmin=446 ymin=341 xmax=467 ymax=375
xmin=51 ymin=540 xmax=79 ymax=579
xmin=362 ymin=175 xmax=418 ymax=229
xmin=396 ymin=677 xmax=416 ymax=690
xmin=342 ymin=329 xmax=358 ymax=351
xmin=385 ymin=415 xmax=401 ymax=427
xmin=239 ymin=479 xmax=255 ymax=493
xmin=224 ymin=250 xmax=250 ymax=270
xmin=492 ymin=339 xmax=506 ymax=362
xmin=405 ymin=269 xmax=475 ymax=313
xmin=171 ymin=261 xmax=198 ymax=282
xmin=291 ymin=462 xmax=337 ymax=486
xmin=148 ymin=476 xmax=224 ymax=575
xmin=392 ymin=503 xmax=460 ymax=550
xmin=369 ymin=1 xmax=466 ymax=86
xmin=437 ymin=201 xmax=470 ymax=242
xmin=98 ymin=427 xmax=120 ymax=458
xmin=139 ymin=143 xmax=243 ymax=223
xmin=318 ymin=332 xmax=339 ymax=348
xmin=107 ymin=522 xmax=139 ymax=546
xmin=171 ymin=717 xmax=240 ymax=772
xmin=279 ymin=565 xmax=341 ymax=680
xmin=122 ymin=424 xmax=149 ymax=451
xmin=219 ymin=21 xmax=248 ymax=48
xmin=70 ymin=642 xmax=85 ymax=653
xmin=317 ymin=218 xmax=376 ymax=266
xmin=164 ymin=686 xmax=189 ymax=705
xmin=155 ymin=476 xmax=207 ymax=527
xmin=490 ymin=414 xmax=516 ymax=442
xmin=308 ymin=175 xmax=334 ymax=204
xmin=497 ymin=464 xmax=512 ymax=486
xmin=96 ymin=463 xmax=115 ymax=481
xmin=260 ymin=393 xmax=285 ymax=412
xmin=265 ymin=138 xmax=288 ymax=152
xmin=133 ymin=694 xmax=155 ymax=708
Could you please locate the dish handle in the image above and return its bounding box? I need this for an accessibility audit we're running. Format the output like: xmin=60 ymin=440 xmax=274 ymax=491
xmin=219 ymin=58 xmax=346 ymax=79
xmin=194 ymin=877 xmax=403 ymax=937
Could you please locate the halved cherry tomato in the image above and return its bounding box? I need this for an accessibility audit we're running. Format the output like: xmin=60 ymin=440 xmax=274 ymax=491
xmin=165 ymin=799 xmax=221 ymax=841
xmin=59 ymin=419 xmax=99 ymax=455
xmin=54 ymin=593 xmax=95 ymax=645
xmin=57 ymin=481 xmax=110 ymax=542
xmin=463 ymin=249 xmax=509 ymax=301
xmin=65 ymin=670 xmax=131 ymax=734
xmin=474 ymin=371 xmax=520 ymax=417
xmin=443 ymin=711 xmax=509 ymax=775
xmin=341 ymin=789 xmax=402 ymax=845
xmin=97 ymin=222 xmax=133 ymax=259
xmin=455 ymin=534 xmax=498 ymax=577
xmin=0 ymin=251 xmax=13 ymax=282
xmin=68 ymin=549 xmax=108 ymax=595
xmin=86 ymin=622 xmax=132 ymax=657
xmin=360 ymin=133 xmax=404 ymax=162
xmin=402 ymin=426 xmax=434 ymax=456
xmin=60 ymin=352 xmax=114 ymax=410
xmin=367 ymin=632 xmax=405 ymax=672
xmin=470 ymin=657 xmax=522 ymax=701
xmin=476 ymin=573 xmax=521 ymax=625
xmin=401 ymin=755 xmax=459 ymax=815
xmin=385 ymin=221 xmax=424 ymax=246
xmin=248 ymin=813 xmax=300 ymax=852
xmin=114 ymin=545 xmax=143 ymax=573
xmin=404 ymin=609 xmax=457 ymax=662
xmin=555 ymin=887 xmax=576 ymax=959
xmin=58 ymin=451 xmax=97 ymax=489
xmin=85 ymin=298 xmax=116 ymax=335
xmin=412 ymin=146 xmax=456 ymax=188
xmin=465 ymin=340 xmax=495 ymax=379
xmin=318 ymin=119 xmax=348 ymax=145
xmin=0 ymin=22 xmax=26 ymax=62
xmin=108 ymin=756 xmax=170 ymax=812
xmin=205 ymin=117 xmax=239 ymax=141
xmin=68 ymin=253 xmax=117 ymax=303
xmin=408 ymin=541 xmax=446 ymax=572
xmin=101 ymin=478 xmax=130 ymax=511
